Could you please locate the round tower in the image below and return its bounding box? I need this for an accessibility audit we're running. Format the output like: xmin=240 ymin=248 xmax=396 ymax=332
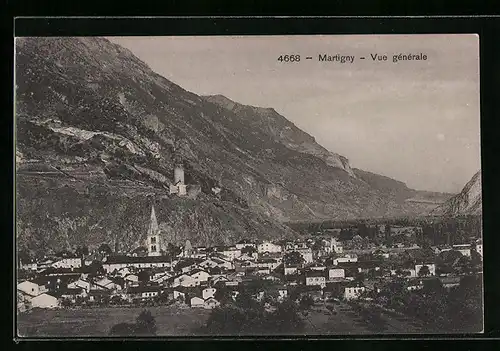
xmin=174 ymin=163 xmax=185 ymax=185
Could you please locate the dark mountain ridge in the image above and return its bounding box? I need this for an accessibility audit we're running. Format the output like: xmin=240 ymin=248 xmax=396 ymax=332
xmin=15 ymin=37 xmax=453 ymax=255
xmin=431 ymin=171 xmax=482 ymax=216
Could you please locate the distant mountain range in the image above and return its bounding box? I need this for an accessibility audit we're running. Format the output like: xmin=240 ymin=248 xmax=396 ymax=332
xmin=15 ymin=37 xmax=456 ymax=255
xmin=431 ymin=171 xmax=482 ymax=216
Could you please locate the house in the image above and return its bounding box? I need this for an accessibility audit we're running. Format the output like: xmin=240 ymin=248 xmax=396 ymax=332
xmin=257 ymin=241 xmax=282 ymax=254
xmin=202 ymin=287 xmax=217 ymax=300
xmin=328 ymin=268 xmax=345 ymax=280
xmin=126 ymin=285 xmax=164 ymax=301
xmin=333 ymin=255 xmax=358 ymax=265
xmin=199 ymin=259 xmax=220 ymax=270
xmin=406 ymin=279 xmax=424 ymax=291
xmin=284 ymin=265 xmax=299 ymax=276
xmin=94 ymin=277 xmax=122 ymax=292
xmin=60 ymin=287 xmax=87 ymax=302
xmin=204 ymin=297 xmax=220 ymax=309
xmin=152 ymin=272 xmax=173 ymax=284
xmin=52 ymin=256 xmax=82 ymax=269
xmin=190 ymin=296 xmax=221 ymax=309
xmin=262 ymin=273 xmax=282 ymax=282
xmin=309 ymin=264 xmax=326 ymax=271
xmin=189 ymin=269 xmax=211 ymax=284
xmin=475 ymin=240 xmax=483 ymax=257
xmin=415 ymin=263 xmax=436 ymax=277
xmin=305 ymin=271 xmax=327 ymax=288
xmin=172 ymin=274 xmax=198 ymax=288
xmin=452 ymin=244 xmax=472 ymax=257
xmin=67 ymin=279 xmax=91 ymax=292
xmin=221 ymin=247 xmax=242 ymax=261
xmin=172 ymin=290 xmax=186 ymax=302
xmin=20 ymin=261 xmax=38 ymax=271
xmin=17 ymin=281 xmax=47 ymax=298
xmin=235 ymin=239 xmax=256 ymax=250
xmin=294 ymin=248 xmax=313 ymax=264
xmin=124 ymin=274 xmax=139 ymax=286
xmin=88 ymin=289 xmax=112 ymax=303
xmin=356 ymin=261 xmax=381 ymax=274
xmin=190 ymin=296 xmax=205 ymax=308
xmin=344 ymin=282 xmax=366 ymax=300
xmin=296 ymin=285 xmax=324 ymax=302
xmin=439 ymin=276 xmax=461 ymax=289
xmin=256 ymin=258 xmax=280 ymax=271
xmin=373 ymin=249 xmax=390 ymax=259
xmin=31 ymin=293 xmax=59 ymax=309
xmin=102 ymin=255 xmax=171 ymax=273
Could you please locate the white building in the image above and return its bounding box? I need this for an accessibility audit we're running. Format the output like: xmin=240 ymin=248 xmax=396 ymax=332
xmin=17 ymin=281 xmax=47 ymax=298
xmin=235 ymin=240 xmax=256 ymax=250
xmin=202 ymin=287 xmax=217 ymax=300
xmin=305 ymin=273 xmax=326 ymax=288
xmin=333 ymin=255 xmax=358 ymax=266
xmin=257 ymin=241 xmax=282 ymax=254
xmin=476 ymin=242 xmax=483 ymax=257
xmin=31 ymin=293 xmax=59 ymax=309
xmin=284 ymin=265 xmax=299 ymax=276
xmin=51 ymin=257 xmax=82 ymax=269
xmin=295 ymin=248 xmax=313 ymax=264
xmin=189 ymin=269 xmax=211 ymax=284
xmin=453 ymin=244 xmax=472 ymax=257
xmin=102 ymin=255 xmax=171 ymax=273
xmin=415 ymin=263 xmax=436 ymax=277
xmin=221 ymin=247 xmax=242 ymax=261
xmin=344 ymin=283 xmax=366 ymax=300
xmin=328 ymin=268 xmax=345 ymax=280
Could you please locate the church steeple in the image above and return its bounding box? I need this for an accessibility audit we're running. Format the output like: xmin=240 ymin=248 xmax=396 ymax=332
xmin=147 ymin=205 xmax=160 ymax=256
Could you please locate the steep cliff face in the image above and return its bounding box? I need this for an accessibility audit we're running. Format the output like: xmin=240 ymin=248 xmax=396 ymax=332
xmin=204 ymin=95 xmax=356 ymax=177
xmin=15 ymin=37 xmax=451 ymax=255
xmin=431 ymin=171 xmax=482 ymax=216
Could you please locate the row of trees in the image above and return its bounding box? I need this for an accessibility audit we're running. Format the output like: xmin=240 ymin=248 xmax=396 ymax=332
xmin=199 ymin=292 xmax=305 ymax=335
xmin=378 ymin=275 xmax=483 ymax=333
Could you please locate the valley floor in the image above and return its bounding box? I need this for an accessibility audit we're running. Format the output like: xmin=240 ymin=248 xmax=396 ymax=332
xmin=17 ymin=302 xmax=432 ymax=337
xmin=17 ymin=306 xmax=211 ymax=337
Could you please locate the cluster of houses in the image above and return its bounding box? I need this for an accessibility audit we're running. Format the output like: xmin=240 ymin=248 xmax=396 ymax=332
xmin=17 ymin=206 xmax=483 ymax=312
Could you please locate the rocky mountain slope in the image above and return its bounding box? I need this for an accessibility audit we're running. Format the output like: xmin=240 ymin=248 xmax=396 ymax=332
xmin=15 ymin=37 xmax=452 ymax=255
xmin=431 ymin=171 xmax=482 ymax=216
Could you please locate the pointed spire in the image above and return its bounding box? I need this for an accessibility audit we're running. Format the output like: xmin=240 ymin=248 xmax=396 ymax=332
xmin=148 ymin=205 xmax=159 ymax=237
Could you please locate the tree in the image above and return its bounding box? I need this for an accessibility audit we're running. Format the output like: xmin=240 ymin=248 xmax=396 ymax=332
xmin=241 ymin=245 xmax=257 ymax=256
xmin=109 ymin=323 xmax=137 ymax=336
xmin=135 ymin=309 xmax=157 ymax=335
xmin=283 ymin=251 xmax=304 ymax=266
xmin=299 ymin=295 xmax=314 ymax=310
xmin=167 ymin=243 xmax=182 ymax=258
xmin=273 ymin=299 xmax=305 ymax=333
xmin=88 ymin=261 xmax=105 ymax=277
xmin=75 ymin=246 xmax=89 ymax=257
xmin=98 ymin=243 xmax=112 ymax=255
xmin=418 ymin=265 xmax=431 ymax=277
xmin=138 ymin=270 xmax=151 ymax=283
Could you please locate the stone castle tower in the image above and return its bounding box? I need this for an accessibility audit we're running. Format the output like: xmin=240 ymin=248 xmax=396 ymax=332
xmin=169 ymin=163 xmax=187 ymax=196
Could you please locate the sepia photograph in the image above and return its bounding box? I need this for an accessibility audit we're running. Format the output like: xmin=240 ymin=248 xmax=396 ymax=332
xmin=15 ymin=34 xmax=483 ymax=337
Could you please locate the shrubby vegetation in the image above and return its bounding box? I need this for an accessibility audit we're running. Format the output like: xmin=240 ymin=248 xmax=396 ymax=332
xmin=109 ymin=309 xmax=157 ymax=336
xmin=198 ymin=292 xmax=305 ymax=335
xmin=378 ymin=274 xmax=483 ymax=333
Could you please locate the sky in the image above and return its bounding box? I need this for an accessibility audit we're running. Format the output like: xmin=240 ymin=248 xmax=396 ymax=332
xmin=109 ymin=35 xmax=480 ymax=194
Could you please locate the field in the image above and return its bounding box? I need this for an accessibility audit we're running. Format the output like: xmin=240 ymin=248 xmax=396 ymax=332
xmin=17 ymin=301 xmax=431 ymax=337
xmin=17 ymin=305 xmax=211 ymax=337
xmin=300 ymin=301 xmax=426 ymax=335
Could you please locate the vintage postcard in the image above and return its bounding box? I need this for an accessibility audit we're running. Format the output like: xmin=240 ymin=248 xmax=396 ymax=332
xmin=15 ymin=34 xmax=482 ymax=337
